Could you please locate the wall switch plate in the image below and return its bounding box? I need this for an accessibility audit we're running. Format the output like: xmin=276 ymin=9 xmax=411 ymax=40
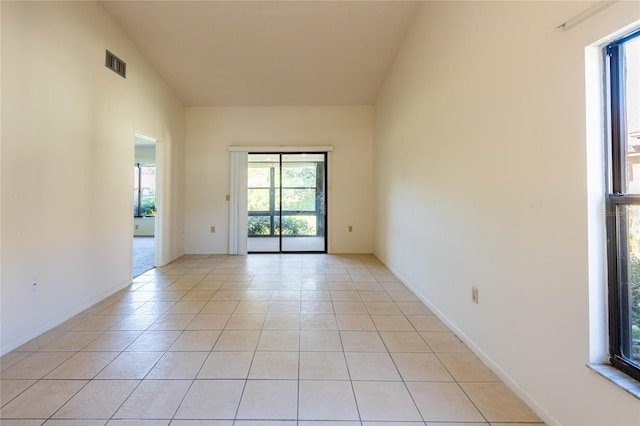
xmin=211 ymin=226 xmax=216 ymax=233
xmin=472 ymin=287 xmax=479 ymax=304
xmin=226 ymin=194 xmax=230 ymax=201
xmin=348 ymin=225 xmax=353 ymax=232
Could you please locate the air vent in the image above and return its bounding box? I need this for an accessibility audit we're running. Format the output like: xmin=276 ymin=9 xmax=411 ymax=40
xmin=105 ymin=50 xmax=126 ymax=78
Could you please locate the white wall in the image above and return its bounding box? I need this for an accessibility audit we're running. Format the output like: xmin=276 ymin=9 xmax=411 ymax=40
xmin=1 ymin=1 xmax=185 ymax=355
xmin=374 ymin=1 xmax=640 ymax=425
xmin=185 ymin=106 xmax=373 ymax=254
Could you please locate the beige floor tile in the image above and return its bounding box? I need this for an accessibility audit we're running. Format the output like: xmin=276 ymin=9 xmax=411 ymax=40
xmin=243 ymin=290 xmax=274 ymax=301
xmin=300 ymin=331 xmax=342 ymax=351
xmin=107 ymin=421 xmax=169 ymax=426
xmin=1 ymin=380 xmax=36 ymax=406
xmin=419 ymin=332 xmax=470 ymax=353
xmin=340 ymin=331 xmax=386 ymax=352
xmin=301 ymin=291 xmax=331 ymax=301
xmin=234 ymin=422 xmax=295 ymax=426
xmin=234 ymin=300 xmax=270 ymax=313
xmin=371 ymin=315 xmax=414 ymax=331
xmin=148 ymin=314 xmax=196 ymax=331
xmin=111 ymin=315 xmax=160 ymax=331
xmin=301 ymin=313 xmax=338 ymax=330
xmin=0 ymin=352 xmax=31 ymax=372
xmin=330 ymin=291 xmax=361 ymax=301
xmin=460 ymin=383 xmax=543 ymax=423
xmin=380 ymin=332 xmax=431 ymax=352
xmin=200 ymin=301 xmax=238 ymax=314
xmin=125 ymin=330 xmax=181 ymax=352
xmin=146 ymin=351 xmax=208 ymax=379
xmin=406 ymin=315 xmax=448 ymax=332
xmin=362 ymin=423 xmax=426 ymax=426
xmin=72 ymin=315 xmax=126 ymax=331
xmin=407 ymin=382 xmax=484 ymax=422
xmin=82 ymin=330 xmax=142 ymax=351
xmin=364 ymin=302 xmax=402 ymax=315
xmin=197 ymin=351 xmax=253 ymax=379
xmin=95 ymin=352 xmax=163 ymax=379
xmin=396 ymin=302 xmax=433 ymax=315
xmin=299 ymin=352 xmax=349 ymax=380
xmin=225 ymin=313 xmax=266 ymax=330
xmin=249 ymin=351 xmax=298 ymax=379
xmin=1 ymin=420 xmax=46 ymax=425
xmin=346 ymin=352 xmax=401 ymax=381
xmin=114 ymin=380 xmax=191 ymax=419
xmin=213 ymin=331 xmax=260 ymax=351
xmin=211 ymin=291 xmax=244 ymax=301
xmin=359 ymin=291 xmax=391 ymax=301
xmin=166 ymin=301 xmax=207 ymax=314
xmin=299 ymin=422 xmax=360 ymax=426
xmin=267 ymin=301 xmax=302 ymax=314
xmin=258 ymin=331 xmax=300 ymax=351
xmin=352 ymin=381 xmax=422 ymax=421
xmin=181 ymin=290 xmax=216 ymax=301
xmin=301 ymin=301 xmax=334 ymax=313
xmin=333 ymin=301 xmax=368 ymax=314
xmin=237 ymin=380 xmax=298 ymax=420
xmin=172 ymin=421 xmax=232 ymax=426
xmin=42 ymin=331 xmax=103 ymax=351
xmin=0 ymin=380 xmax=87 ymax=418
xmin=45 ymin=351 xmax=119 ymax=379
xmin=391 ymin=353 xmax=454 ymax=382
xmin=387 ymin=290 xmax=420 ymax=302
xmin=53 ymin=380 xmax=139 ymax=419
xmin=263 ymin=313 xmax=301 ymax=330
xmin=1 ymin=352 xmax=74 ymax=380
xmin=44 ymin=420 xmax=107 ymax=425
xmin=328 ymin=282 xmax=357 ymax=291
xmin=186 ymin=314 xmax=230 ymax=330
xmin=336 ymin=314 xmax=376 ymax=331
xmin=299 ymin=380 xmax=359 ymax=420
xmin=135 ymin=301 xmax=175 ymax=315
xmin=169 ymin=330 xmax=221 ymax=351
xmin=174 ymin=379 xmax=245 ymax=419
xmin=437 ymin=353 xmax=499 ymax=382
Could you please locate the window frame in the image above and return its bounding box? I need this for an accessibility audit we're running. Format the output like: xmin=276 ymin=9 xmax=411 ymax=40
xmin=605 ymin=29 xmax=640 ymax=382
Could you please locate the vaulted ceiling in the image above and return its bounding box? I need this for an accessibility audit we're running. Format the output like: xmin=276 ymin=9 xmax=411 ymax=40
xmin=100 ymin=1 xmax=420 ymax=106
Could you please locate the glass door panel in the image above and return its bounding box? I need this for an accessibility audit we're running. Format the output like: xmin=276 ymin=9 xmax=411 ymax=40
xmin=247 ymin=152 xmax=326 ymax=253
xmin=247 ymin=154 xmax=280 ymax=252
xmin=281 ymin=153 xmax=325 ymax=252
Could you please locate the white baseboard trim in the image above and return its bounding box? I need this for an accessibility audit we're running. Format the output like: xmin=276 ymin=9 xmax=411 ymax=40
xmin=1 ymin=278 xmax=132 ymax=356
xmin=374 ymin=252 xmax=559 ymax=426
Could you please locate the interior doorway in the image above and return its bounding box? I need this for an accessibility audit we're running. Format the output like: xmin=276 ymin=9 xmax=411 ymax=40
xmin=247 ymin=152 xmax=327 ymax=253
xmin=132 ymin=134 xmax=157 ymax=277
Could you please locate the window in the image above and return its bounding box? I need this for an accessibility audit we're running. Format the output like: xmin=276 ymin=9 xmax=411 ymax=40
xmin=134 ymin=163 xmax=156 ymax=217
xmin=605 ymin=29 xmax=640 ymax=381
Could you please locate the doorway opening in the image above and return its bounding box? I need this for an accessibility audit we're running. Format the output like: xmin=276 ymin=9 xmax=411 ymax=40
xmin=133 ymin=134 xmax=157 ymax=277
xmin=247 ymin=152 xmax=327 ymax=253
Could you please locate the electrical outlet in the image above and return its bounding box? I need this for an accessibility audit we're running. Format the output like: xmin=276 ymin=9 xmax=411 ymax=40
xmin=210 ymin=226 xmax=216 ymax=233
xmin=472 ymin=287 xmax=479 ymax=304
xmin=348 ymin=225 xmax=353 ymax=232
xmin=135 ymin=224 xmax=139 ymax=230
xmin=225 ymin=194 xmax=230 ymax=201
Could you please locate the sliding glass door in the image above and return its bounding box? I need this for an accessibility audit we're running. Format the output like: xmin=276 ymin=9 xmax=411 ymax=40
xmin=247 ymin=153 xmax=326 ymax=253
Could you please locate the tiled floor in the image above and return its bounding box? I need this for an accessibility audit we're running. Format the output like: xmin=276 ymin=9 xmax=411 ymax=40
xmin=0 ymin=254 xmax=545 ymax=425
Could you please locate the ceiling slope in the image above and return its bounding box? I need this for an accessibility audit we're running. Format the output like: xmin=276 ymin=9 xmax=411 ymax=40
xmin=100 ymin=1 xmax=419 ymax=106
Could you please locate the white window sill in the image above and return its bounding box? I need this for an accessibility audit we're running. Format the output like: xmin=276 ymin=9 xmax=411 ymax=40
xmin=588 ymin=363 xmax=640 ymax=400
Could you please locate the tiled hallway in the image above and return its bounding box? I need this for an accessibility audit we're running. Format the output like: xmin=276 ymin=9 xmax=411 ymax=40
xmin=0 ymin=254 xmax=544 ymax=425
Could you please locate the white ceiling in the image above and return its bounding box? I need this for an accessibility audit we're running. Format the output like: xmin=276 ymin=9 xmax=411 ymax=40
xmin=100 ymin=1 xmax=420 ymax=106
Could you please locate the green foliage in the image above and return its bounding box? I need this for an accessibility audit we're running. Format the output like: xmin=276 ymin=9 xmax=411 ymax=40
xmin=631 ymin=255 xmax=640 ymax=326
xmin=248 ymin=216 xmax=315 ymax=236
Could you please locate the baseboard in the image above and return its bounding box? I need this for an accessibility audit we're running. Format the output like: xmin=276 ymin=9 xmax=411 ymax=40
xmin=373 ymin=252 xmax=560 ymax=426
xmin=1 ymin=277 xmax=133 ymax=356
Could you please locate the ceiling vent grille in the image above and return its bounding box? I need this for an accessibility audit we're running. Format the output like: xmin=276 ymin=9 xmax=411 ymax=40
xmin=105 ymin=50 xmax=126 ymax=78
